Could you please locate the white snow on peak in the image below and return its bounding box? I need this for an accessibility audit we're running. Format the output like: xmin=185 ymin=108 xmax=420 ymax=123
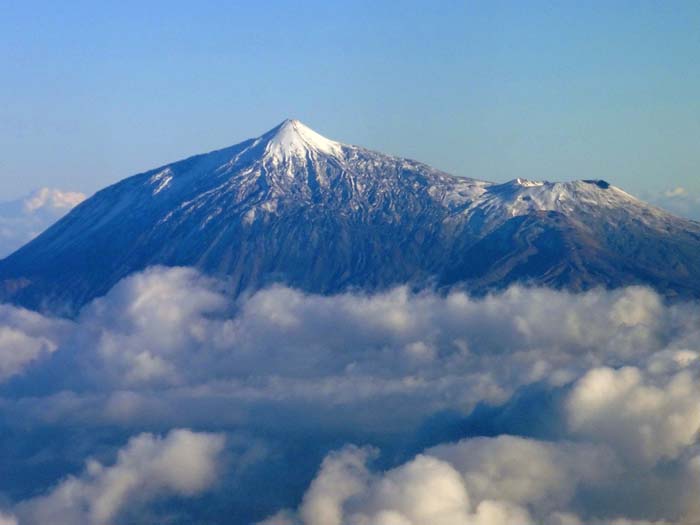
xmin=264 ymin=119 xmax=343 ymax=161
xmin=514 ymin=178 xmax=544 ymax=187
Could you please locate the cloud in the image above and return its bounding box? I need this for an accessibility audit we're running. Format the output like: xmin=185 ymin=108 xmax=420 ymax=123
xmin=0 ymin=188 xmax=86 ymax=257
xmin=284 ymin=436 xmax=616 ymax=525
xmin=646 ymin=187 xmax=700 ymax=221
xmin=0 ymin=266 xmax=699 ymax=523
xmin=13 ymin=428 xmax=225 ymax=525
xmin=21 ymin=188 xmax=86 ymax=214
xmin=427 ymin=436 xmax=614 ymax=513
xmin=77 ymin=266 xmax=227 ymax=385
xmin=664 ymin=187 xmax=688 ymax=198
xmin=299 ymin=446 xmax=376 ymax=525
xmin=280 ymin=432 xmax=700 ymax=525
xmin=0 ymin=303 xmax=64 ymax=380
xmin=567 ymin=366 xmax=700 ymax=464
xmin=6 ymin=269 xmax=690 ymax=437
xmin=0 ymin=325 xmax=55 ymax=380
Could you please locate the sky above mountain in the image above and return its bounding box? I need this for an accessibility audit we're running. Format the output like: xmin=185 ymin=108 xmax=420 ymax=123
xmin=1 ymin=1 xmax=699 ymax=203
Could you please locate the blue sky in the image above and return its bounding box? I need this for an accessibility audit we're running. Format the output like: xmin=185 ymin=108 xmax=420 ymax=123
xmin=1 ymin=1 xmax=699 ymax=199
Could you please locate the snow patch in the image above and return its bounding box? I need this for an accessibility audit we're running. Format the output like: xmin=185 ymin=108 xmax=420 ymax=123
xmin=150 ymin=169 xmax=174 ymax=195
xmin=243 ymin=209 xmax=257 ymax=225
xmin=261 ymin=200 xmax=278 ymax=213
xmin=514 ymin=178 xmax=544 ymax=187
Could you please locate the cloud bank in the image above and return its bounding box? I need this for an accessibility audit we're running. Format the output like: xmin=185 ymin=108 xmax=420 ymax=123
xmin=0 ymin=267 xmax=698 ymax=523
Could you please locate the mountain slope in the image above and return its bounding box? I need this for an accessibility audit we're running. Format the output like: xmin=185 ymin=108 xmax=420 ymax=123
xmin=2 ymin=119 xmax=700 ymax=314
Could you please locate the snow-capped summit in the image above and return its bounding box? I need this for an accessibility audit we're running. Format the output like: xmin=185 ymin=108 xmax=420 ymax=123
xmin=262 ymin=119 xmax=344 ymax=162
xmin=512 ymin=178 xmax=544 ymax=187
xmin=2 ymin=120 xmax=700 ymax=314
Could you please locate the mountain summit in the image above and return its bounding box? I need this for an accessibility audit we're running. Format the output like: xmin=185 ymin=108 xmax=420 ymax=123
xmin=262 ymin=119 xmax=344 ymax=161
xmin=2 ymin=120 xmax=700 ymax=314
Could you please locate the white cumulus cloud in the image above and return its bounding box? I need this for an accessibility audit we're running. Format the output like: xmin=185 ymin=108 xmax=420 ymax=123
xmin=283 ymin=436 xmax=617 ymax=525
xmin=14 ymin=428 xmax=225 ymax=525
xmin=567 ymin=366 xmax=700 ymax=464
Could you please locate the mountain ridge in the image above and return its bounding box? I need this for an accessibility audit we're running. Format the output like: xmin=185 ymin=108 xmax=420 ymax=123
xmin=2 ymin=119 xmax=700 ymax=314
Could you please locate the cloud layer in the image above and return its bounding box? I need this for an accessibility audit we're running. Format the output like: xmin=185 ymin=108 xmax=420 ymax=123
xmin=0 ymin=266 xmax=698 ymax=523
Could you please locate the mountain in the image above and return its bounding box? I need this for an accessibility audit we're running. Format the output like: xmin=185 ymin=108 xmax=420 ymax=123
xmin=1 ymin=119 xmax=700 ymax=314
xmin=0 ymin=188 xmax=86 ymax=258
